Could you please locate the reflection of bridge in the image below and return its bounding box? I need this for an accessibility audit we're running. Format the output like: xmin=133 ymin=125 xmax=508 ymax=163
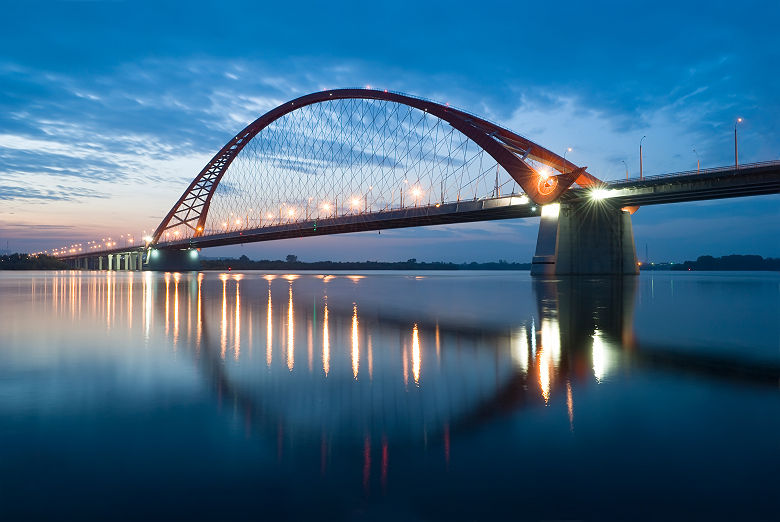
xmin=56 ymin=88 xmax=780 ymax=274
xmin=35 ymin=270 xmax=780 ymax=494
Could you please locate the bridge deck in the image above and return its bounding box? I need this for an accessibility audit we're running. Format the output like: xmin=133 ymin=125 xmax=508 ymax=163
xmin=160 ymin=195 xmax=538 ymax=250
xmin=566 ymin=161 xmax=780 ymax=206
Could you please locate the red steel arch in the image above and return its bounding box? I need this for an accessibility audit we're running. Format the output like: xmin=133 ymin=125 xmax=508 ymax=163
xmin=152 ymin=88 xmax=602 ymax=243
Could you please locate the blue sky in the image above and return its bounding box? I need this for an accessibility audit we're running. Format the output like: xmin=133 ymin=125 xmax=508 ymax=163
xmin=1 ymin=0 xmax=778 ymax=261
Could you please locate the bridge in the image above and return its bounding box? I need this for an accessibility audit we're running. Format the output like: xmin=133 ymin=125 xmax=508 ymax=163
xmin=52 ymin=88 xmax=780 ymax=274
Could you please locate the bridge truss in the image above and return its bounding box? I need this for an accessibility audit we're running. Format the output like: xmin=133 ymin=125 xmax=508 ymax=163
xmin=152 ymin=89 xmax=600 ymax=245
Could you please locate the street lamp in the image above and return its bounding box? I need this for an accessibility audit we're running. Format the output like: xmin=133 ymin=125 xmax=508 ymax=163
xmin=734 ymin=117 xmax=743 ymax=170
xmin=639 ymin=136 xmax=646 ymax=180
xmin=563 ymin=147 xmax=572 ymax=175
xmin=693 ymin=148 xmax=700 ymax=173
xmin=621 ymin=160 xmax=628 ymax=180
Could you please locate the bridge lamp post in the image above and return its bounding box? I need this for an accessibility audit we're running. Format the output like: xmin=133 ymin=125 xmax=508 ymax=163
xmin=639 ymin=136 xmax=646 ymax=180
xmin=734 ymin=117 xmax=743 ymax=170
xmin=563 ymin=147 xmax=572 ymax=174
xmin=693 ymin=148 xmax=700 ymax=173
xmin=621 ymin=160 xmax=629 ymax=180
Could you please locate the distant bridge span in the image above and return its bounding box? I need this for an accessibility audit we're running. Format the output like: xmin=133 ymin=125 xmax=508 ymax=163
xmin=55 ymin=88 xmax=780 ymax=274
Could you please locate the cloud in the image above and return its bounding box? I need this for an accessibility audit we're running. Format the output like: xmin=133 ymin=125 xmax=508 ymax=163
xmin=0 ymin=184 xmax=107 ymax=202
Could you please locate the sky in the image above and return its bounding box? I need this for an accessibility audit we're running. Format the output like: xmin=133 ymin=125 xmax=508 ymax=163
xmin=1 ymin=0 xmax=778 ymax=262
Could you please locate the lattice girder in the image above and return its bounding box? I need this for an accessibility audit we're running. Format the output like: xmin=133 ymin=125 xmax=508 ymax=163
xmin=151 ymin=89 xmax=603 ymax=244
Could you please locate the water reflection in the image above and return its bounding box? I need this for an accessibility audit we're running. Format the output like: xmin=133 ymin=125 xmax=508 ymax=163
xmin=3 ymin=270 xmax=778 ymax=519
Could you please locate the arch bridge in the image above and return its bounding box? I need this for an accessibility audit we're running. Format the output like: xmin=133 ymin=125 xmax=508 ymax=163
xmin=60 ymin=88 xmax=780 ymax=274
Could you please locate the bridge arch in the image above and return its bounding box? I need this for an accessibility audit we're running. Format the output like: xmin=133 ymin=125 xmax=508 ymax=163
xmin=152 ymin=88 xmax=601 ymax=244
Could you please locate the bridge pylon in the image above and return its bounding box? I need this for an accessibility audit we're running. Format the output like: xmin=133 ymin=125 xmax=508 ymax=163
xmin=531 ymin=201 xmax=638 ymax=276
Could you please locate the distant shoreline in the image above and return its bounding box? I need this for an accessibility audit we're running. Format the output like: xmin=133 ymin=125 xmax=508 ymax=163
xmin=1 ymin=253 xmax=778 ymax=271
xmin=201 ymin=257 xmax=531 ymax=271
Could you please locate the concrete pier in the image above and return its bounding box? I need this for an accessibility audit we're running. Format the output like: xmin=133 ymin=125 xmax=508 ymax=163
xmin=531 ymin=201 xmax=638 ymax=276
xmin=146 ymin=248 xmax=200 ymax=271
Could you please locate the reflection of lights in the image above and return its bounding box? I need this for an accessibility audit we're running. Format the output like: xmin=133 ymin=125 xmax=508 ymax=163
xmin=266 ymin=285 xmax=273 ymax=367
xmin=510 ymin=326 xmax=529 ymax=374
xmin=541 ymin=203 xmax=560 ymax=218
xmin=541 ymin=317 xmax=561 ymax=365
xmin=235 ymin=276 xmax=241 ymax=361
xmin=220 ymin=273 xmax=227 ymax=359
xmin=592 ymin=329 xmax=612 ymax=383
xmin=352 ymin=304 xmax=359 ymax=379
xmin=412 ymin=324 xmax=421 ymax=385
xmin=538 ymin=347 xmax=551 ymax=404
xmin=287 ymin=283 xmax=294 ymax=371
xmin=566 ymin=381 xmax=574 ymax=431
xmin=323 ymin=303 xmax=330 ymax=376
xmin=173 ymin=272 xmax=180 ymax=345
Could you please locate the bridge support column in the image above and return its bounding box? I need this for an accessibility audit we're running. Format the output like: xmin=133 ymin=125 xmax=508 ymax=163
xmin=146 ymin=248 xmax=200 ymax=271
xmin=136 ymin=253 xmax=143 ymax=271
xmin=531 ymin=202 xmax=638 ymax=276
xmin=98 ymin=256 xmax=103 ymax=270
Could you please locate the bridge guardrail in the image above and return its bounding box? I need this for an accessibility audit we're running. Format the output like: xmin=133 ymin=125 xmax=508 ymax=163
xmin=605 ymin=160 xmax=780 ymax=187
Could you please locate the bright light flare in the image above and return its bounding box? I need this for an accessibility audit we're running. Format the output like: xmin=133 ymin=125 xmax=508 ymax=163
xmin=591 ymin=188 xmax=612 ymax=200
xmin=541 ymin=203 xmax=560 ymax=217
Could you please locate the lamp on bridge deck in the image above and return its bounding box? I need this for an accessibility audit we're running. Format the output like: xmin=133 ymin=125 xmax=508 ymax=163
xmin=735 ymin=117 xmax=743 ymax=170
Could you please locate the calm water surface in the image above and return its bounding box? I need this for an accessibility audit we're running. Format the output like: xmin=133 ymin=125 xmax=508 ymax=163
xmin=1 ymin=270 xmax=778 ymax=520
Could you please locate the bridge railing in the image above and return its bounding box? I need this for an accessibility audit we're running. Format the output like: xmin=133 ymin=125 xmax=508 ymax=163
xmin=605 ymin=160 xmax=780 ymax=187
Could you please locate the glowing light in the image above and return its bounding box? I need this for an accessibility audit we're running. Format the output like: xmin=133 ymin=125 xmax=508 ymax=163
xmin=539 ymin=168 xmax=551 ymax=179
xmin=517 ymin=195 xmax=530 ymax=204
xmin=351 ymin=304 xmax=359 ymax=379
xmin=592 ymin=329 xmax=612 ymax=383
xmin=541 ymin=317 xmax=561 ymax=365
xmin=287 ymin=208 xmax=295 ymax=217
xmin=321 ymin=202 xmax=331 ymax=211
xmin=591 ymin=188 xmax=611 ymax=200
xmin=510 ymin=326 xmax=529 ymax=374
xmin=538 ymin=347 xmax=551 ymax=404
xmin=287 ymin=283 xmax=294 ymax=371
xmin=412 ymin=324 xmax=421 ymax=385
xmin=411 ymin=187 xmax=422 ymax=198
xmin=189 ymin=250 xmax=198 ymax=259
xmin=323 ymin=303 xmax=330 ymax=376
xmin=541 ymin=203 xmax=560 ymax=217
xmin=266 ymin=285 xmax=273 ymax=367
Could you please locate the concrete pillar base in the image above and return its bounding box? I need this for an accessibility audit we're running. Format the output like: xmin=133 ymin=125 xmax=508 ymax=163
xmin=145 ymin=249 xmax=200 ymax=271
xmin=531 ymin=202 xmax=638 ymax=276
